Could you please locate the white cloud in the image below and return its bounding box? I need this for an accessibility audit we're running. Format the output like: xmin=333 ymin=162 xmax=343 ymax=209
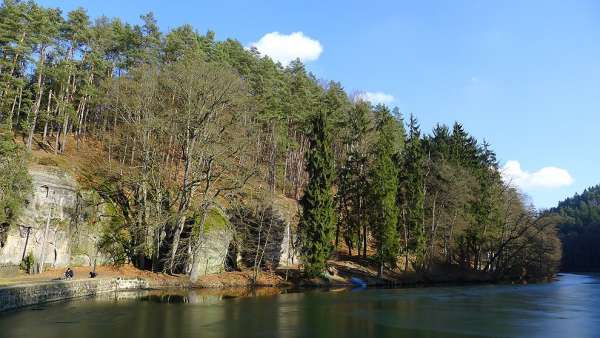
xmin=250 ymin=32 xmax=323 ymax=66
xmin=356 ymin=91 xmax=395 ymax=105
xmin=501 ymin=160 xmax=574 ymax=189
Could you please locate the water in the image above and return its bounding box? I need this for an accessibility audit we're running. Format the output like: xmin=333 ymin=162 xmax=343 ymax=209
xmin=1 ymin=273 xmax=599 ymax=338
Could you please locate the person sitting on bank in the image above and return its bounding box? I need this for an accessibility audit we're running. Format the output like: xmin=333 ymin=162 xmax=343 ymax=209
xmin=64 ymin=267 xmax=74 ymax=279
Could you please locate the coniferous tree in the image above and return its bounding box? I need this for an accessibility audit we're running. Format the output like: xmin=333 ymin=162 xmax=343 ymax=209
xmin=399 ymin=114 xmax=426 ymax=270
xmin=0 ymin=0 xmax=563 ymax=281
xmin=298 ymin=111 xmax=336 ymax=277
xmin=369 ymin=105 xmax=400 ymax=276
xmin=551 ymin=185 xmax=600 ymax=271
xmin=337 ymin=100 xmax=371 ymax=255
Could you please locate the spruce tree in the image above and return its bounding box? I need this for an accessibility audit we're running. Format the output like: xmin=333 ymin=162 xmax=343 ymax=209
xmin=299 ymin=111 xmax=336 ymax=277
xmin=399 ymin=114 xmax=426 ymax=270
xmin=369 ymin=106 xmax=400 ymax=277
xmin=336 ymin=100 xmax=371 ymax=253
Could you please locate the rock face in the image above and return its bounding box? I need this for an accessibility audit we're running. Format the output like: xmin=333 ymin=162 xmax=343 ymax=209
xmin=0 ymin=164 xmax=300 ymax=280
xmin=0 ymin=165 xmax=78 ymax=270
xmin=279 ymin=222 xmax=299 ymax=267
xmin=189 ymin=228 xmax=233 ymax=282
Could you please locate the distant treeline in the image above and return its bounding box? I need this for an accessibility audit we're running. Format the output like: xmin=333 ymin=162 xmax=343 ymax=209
xmin=0 ymin=0 xmax=560 ymax=280
xmin=550 ymin=185 xmax=600 ymax=272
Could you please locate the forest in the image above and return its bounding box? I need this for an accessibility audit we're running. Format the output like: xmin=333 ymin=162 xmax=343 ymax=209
xmin=0 ymin=0 xmax=562 ymax=281
xmin=550 ymin=185 xmax=600 ymax=272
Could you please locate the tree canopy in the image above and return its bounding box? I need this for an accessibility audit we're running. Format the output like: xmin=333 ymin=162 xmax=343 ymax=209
xmin=0 ymin=0 xmax=561 ymax=280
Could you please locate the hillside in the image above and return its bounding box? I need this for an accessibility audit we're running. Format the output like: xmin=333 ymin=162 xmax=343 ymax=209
xmin=551 ymin=185 xmax=600 ymax=271
xmin=0 ymin=0 xmax=561 ymax=283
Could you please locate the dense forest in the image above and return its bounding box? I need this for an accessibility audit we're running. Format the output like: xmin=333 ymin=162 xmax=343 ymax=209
xmin=550 ymin=185 xmax=600 ymax=271
xmin=0 ymin=0 xmax=561 ymax=281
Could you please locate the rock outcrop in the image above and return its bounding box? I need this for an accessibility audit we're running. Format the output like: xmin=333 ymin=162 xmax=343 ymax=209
xmin=189 ymin=228 xmax=233 ymax=282
xmin=279 ymin=222 xmax=299 ymax=267
xmin=0 ymin=164 xmax=301 ymax=280
xmin=0 ymin=165 xmax=78 ymax=271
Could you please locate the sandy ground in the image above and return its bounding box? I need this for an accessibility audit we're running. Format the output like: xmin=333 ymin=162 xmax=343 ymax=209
xmin=194 ymin=255 xmax=398 ymax=289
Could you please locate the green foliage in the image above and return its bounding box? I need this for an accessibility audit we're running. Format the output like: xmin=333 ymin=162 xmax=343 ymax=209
xmin=97 ymin=213 xmax=131 ymax=265
xmin=299 ymin=111 xmax=336 ymax=277
xmin=399 ymin=114 xmax=427 ymax=268
xmin=369 ymin=106 xmax=400 ymax=271
xmin=20 ymin=252 xmax=35 ymax=273
xmin=550 ymin=185 xmax=600 ymax=271
xmin=0 ymin=129 xmax=32 ymax=228
xmin=192 ymin=208 xmax=229 ymax=233
xmin=336 ymin=100 xmax=372 ymax=255
xmin=0 ymin=0 xmax=561 ymax=281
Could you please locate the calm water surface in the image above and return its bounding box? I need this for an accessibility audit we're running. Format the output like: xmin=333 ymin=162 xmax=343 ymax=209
xmin=1 ymin=273 xmax=599 ymax=338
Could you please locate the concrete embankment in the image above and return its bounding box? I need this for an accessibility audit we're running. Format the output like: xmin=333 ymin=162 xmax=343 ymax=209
xmin=0 ymin=277 xmax=190 ymax=312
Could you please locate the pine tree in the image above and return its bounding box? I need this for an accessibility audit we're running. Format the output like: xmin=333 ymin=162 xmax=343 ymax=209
xmin=0 ymin=0 xmax=35 ymax=128
xmin=26 ymin=5 xmax=61 ymax=149
xmin=298 ymin=111 xmax=336 ymax=277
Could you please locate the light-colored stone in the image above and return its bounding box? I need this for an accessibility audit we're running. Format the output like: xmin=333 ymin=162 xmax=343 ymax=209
xmin=189 ymin=229 xmax=233 ymax=282
xmin=0 ymin=165 xmax=77 ymax=269
xmin=0 ymin=165 xmax=108 ymax=274
xmin=278 ymin=222 xmax=300 ymax=267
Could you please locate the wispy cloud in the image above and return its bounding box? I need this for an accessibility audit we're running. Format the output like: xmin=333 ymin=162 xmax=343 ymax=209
xmin=501 ymin=160 xmax=574 ymax=189
xmin=250 ymin=32 xmax=323 ymax=66
xmin=356 ymin=91 xmax=395 ymax=105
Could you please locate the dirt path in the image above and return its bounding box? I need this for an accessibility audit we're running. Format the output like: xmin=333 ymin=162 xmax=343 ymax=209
xmin=0 ymin=265 xmax=185 ymax=287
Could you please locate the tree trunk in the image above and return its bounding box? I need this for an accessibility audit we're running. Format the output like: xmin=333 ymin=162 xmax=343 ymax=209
xmin=362 ymin=223 xmax=367 ymax=258
xmin=166 ymin=130 xmax=195 ymax=273
xmin=27 ymin=46 xmax=47 ymax=150
xmin=42 ymin=90 xmax=52 ymax=142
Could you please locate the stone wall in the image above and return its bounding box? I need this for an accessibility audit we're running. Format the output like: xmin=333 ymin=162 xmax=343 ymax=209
xmin=0 ymin=277 xmax=181 ymax=312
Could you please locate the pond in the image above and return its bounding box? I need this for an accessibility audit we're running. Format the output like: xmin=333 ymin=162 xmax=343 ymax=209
xmin=1 ymin=273 xmax=599 ymax=338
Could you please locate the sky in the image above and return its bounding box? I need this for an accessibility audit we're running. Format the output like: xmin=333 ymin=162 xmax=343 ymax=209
xmin=37 ymin=0 xmax=600 ymax=208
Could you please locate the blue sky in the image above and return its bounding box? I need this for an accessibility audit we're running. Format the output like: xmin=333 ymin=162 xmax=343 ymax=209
xmin=38 ymin=0 xmax=600 ymax=208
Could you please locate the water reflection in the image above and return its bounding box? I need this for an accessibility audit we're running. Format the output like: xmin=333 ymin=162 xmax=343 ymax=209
xmin=0 ymin=274 xmax=599 ymax=338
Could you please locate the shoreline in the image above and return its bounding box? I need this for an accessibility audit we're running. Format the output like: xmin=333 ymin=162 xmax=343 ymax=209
xmin=0 ymin=276 xmax=190 ymax=312
xmin=0 ymin=263 xmax=556 ymax=313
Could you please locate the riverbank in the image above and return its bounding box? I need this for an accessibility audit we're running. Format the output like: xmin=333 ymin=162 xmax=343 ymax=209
xmin=0 ymin=265 xmax=190 ymax=312
xmin=0 ymin=276 xmax=190 ymax=312
xmin=1 ymin=274 xmax=591 ymax=338
xmin=194 ymin=255 xmax=498 ymax=288
xmin=0 ymin=256 xmax=538 ymax=312
xmin=0 ymin=265 xmax=185 ymax=287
